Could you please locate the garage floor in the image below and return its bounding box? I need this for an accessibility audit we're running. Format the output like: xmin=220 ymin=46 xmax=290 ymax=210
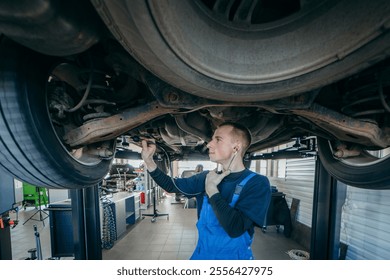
xmin=9 ymin=194 xmax=307 ymax=260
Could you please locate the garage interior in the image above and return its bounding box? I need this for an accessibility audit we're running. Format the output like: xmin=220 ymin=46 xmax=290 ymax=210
xmin=7 ymin=191 xmax=304 ymax=260
xmin=1 ymin=139 xmax=390 ymax=260
xmin=1 ymin=0 xmax=390 ymax=263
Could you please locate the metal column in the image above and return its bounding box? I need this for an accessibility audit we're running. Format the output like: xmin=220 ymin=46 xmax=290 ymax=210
xmin=310 ymin=157 xmax=347 ymax=259
xmin=70 ymin=185 xmax=102 ymax=260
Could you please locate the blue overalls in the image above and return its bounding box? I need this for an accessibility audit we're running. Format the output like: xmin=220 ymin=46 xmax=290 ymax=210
xmin=190 ymin=173 xmax=257 ymax=260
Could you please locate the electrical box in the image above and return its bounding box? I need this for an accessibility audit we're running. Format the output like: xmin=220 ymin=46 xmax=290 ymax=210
xmin=0 ymin=168 xmax=15 ymax=215
xmin=13 ymin=179 xmax=23 ymax=204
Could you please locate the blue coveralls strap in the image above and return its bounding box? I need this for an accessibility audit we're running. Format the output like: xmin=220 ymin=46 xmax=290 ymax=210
xmin=190 ymin=172 xmax=257 ymax=260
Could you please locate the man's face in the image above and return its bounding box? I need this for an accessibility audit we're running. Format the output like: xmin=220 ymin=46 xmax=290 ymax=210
xmin=207 ymin=125 xmax=237 ymax=164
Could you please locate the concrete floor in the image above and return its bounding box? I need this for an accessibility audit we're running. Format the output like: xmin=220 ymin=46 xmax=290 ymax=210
xmin=9 ymin=194 xmax=307 ymax=260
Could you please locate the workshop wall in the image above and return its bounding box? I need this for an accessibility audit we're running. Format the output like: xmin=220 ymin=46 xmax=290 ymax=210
xmin=266 ymin=154 xmax=390 ymax=260
xmin=341 ymin=187 xmax=390 ymax=260
xmin=268 ymin=157 xmax=315 ymax=250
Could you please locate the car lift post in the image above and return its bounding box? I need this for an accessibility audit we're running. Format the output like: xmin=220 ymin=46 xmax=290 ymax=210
xmin=310 ymin=157 xmax=347 ymax=260
xmin=70 ymin=185 xmax=102 ymax=260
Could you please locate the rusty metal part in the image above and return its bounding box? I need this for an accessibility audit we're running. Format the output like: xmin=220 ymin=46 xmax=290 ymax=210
xmin=293 ymin=103 xmax=390 ymax=148
xmin=64 ymin=102 xmax=174 ymax=147
xmin=85 ymin=147 xmax=114 ymax=158
xmin=333 ymin=144 xmax=362 ymax=158
xmin=174 ymin=115 xmax=211 ymax=143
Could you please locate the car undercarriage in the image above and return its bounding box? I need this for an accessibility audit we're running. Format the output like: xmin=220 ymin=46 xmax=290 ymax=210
xmin=1 ymin=0 xmax=390 ymax=189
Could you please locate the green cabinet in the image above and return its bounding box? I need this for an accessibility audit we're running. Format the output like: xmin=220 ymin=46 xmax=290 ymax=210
xmin=22 ymin=183 xmax=48 ymax=208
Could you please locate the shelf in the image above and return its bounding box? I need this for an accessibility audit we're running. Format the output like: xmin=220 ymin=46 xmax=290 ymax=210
xmin=103 ymin=191 xmax=142 ymax=239
xmin=126 ymin=211 xmax=135 ymax=218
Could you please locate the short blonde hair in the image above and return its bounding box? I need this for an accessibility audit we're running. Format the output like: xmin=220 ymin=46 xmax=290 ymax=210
xmin=218 ymin=122 xmax=251 ymax=152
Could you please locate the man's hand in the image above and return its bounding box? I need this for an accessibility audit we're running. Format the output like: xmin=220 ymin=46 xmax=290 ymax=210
xmin=205 ymin=169 xmax=231 ymax=198
xmin=141 ymin=139 xmax=157 ymax=172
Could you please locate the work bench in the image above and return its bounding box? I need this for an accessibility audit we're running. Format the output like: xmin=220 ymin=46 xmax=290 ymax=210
xmin=108 ymin=191 xmax=141 ymax=238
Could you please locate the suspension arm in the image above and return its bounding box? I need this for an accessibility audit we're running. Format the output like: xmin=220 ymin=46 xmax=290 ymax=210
xmin=64 ymin=102 xmax=174 ymax=147
xmin=293 ymin=103 xmax=390 ymax=148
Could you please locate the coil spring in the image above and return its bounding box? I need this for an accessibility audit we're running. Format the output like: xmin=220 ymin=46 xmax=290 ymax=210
xmin=341 ymin=70 xmax=390 ymax=122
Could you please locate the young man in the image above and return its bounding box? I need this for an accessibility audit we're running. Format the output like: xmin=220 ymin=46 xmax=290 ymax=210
xmin=141 ymin=122 xmax=271 ymax=260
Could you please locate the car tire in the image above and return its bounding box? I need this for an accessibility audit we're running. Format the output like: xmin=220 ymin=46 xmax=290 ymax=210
xmin=317 ymin=137 xmax=390 ymax=189
xmin=0 ymin=37 xmax=113 ymax=189
xmin=93 ymin=0 xmax=390 ymax=102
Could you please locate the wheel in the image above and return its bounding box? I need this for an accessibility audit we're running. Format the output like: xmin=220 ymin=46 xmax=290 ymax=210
xmin=0 ymin=37 xmax=114 ymax=189
xmin=317 ymin=137 xmax=390 ymax=189
xmin=94 ymin=0 xmax=390 ymax=102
